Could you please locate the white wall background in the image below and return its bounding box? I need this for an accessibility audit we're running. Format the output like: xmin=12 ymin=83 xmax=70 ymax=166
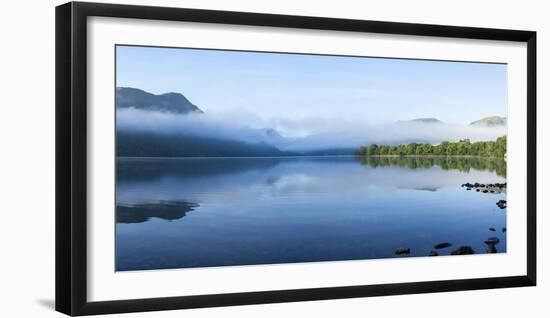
xmin=0 ymin=0 xmax=546 ymax=317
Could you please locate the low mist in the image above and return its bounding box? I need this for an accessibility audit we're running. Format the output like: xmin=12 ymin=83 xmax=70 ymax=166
xmin=117 ymin=108 xmax=507 ymax=152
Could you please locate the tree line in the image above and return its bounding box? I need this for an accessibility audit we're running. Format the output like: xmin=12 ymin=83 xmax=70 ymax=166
xmin=355 ymin=135 xmax=506 ymax=158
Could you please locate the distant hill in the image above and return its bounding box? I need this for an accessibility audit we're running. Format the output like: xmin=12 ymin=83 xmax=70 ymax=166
xmin=116 ymin=87 xmax=203 ymax=114
xmin=469 ymin=116 xmax=507 ymax=127
xmin=397 ymin=118 xmax=443 ymax=124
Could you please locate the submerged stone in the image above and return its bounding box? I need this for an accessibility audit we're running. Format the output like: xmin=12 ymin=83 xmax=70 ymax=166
xmin=451 ymin=246 xmax=475 ymax=255
xmin=434 ymin=242 xmax=452 ymax=249
xmin=484 ymin=237 xmax=500 ymax=245
xmin=395 ymin=247 xmax=410 ymax=255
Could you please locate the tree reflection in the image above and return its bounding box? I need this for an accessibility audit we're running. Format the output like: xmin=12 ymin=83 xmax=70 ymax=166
xmin=355 ymin=156 xmax=506 ymax=178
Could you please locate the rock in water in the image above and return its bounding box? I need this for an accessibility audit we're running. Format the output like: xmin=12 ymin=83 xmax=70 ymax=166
xmin=489 ymin=227 xmax=496 ymax=231
xmin=451 ymin=246 xmax=475 ymax=255
xmin=484 ymin=237 xmax=500 ymax=245
xmin=502 ymin=227 xmax=507 ymax=233
xmin=487 ymin=244 xmax=497 ymax=254
xmin=395 ymin=247 xmax=410 ymax=255
xmin=496 ymin=200 xmax=507 ymax=209
xmin=429 ymin=251 xmax=439 ymax=256
xmin=434 ymin=242 xmax=452 ymax=249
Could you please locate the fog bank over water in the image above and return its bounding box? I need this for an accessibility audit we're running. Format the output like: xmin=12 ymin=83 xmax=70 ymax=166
xmin=117 ymin=108 xmax=507 ymax=151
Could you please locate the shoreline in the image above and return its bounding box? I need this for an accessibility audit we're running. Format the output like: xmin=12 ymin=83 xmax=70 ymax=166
xmin=117 ymin=154 xmax=506 ymax=160
xmin=355 ymin=154 xmax=505 ymax=159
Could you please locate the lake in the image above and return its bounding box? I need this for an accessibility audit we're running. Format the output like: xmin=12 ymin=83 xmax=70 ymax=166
xmin=115 ymin=156 xmax=507 ymax=271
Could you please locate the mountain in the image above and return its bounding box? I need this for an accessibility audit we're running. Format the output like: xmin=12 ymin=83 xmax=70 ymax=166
xmin=397 ymin=118 xmax=443 ymax=124
xmin=117 ymin=131 xmax=291 ymax=157
xmin=116 ymin=87 xmax=203 ymax=114
xmin=469 ymin=116 xmax=507 ymax=127
xmin=116 ymin=87 xmax=294 ymax=157
xmin=114 ymin=87 xmax=368 ymax=157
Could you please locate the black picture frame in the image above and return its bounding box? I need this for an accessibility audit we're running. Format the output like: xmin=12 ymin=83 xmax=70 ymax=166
xmin=55 ymin=1 xmax=537 ymax=316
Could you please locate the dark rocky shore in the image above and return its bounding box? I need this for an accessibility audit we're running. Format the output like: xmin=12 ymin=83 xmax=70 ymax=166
xmin=395 ymin=236 xmax=502 ymax=256
xmin=395 ymin=236 xmax=503 ymax=257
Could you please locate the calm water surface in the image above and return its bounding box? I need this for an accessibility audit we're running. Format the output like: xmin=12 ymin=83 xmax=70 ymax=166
xmin=115 ymin=156 xmax=507 ymax=271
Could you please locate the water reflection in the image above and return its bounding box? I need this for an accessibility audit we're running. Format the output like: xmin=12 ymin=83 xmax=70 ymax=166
xmin=116 ymin=156 xmax=506 ymax=207
xmin=115 ymin=156 xmax=507 ymax=270
xmin=356 ymin=156 xmax=506 ymax=177
xmin=117 ymin=157 xmax=282 ymax=182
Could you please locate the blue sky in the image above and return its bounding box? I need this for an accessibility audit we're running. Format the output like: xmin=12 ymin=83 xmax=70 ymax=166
xmin=116 ymin=45 xmax=507 ymax=126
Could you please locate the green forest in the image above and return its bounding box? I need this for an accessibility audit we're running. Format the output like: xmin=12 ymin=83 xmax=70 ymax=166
xmin=355 ymin=135 xmax=507 ymax=158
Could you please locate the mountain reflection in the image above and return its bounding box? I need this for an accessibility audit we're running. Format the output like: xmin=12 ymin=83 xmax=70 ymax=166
xmin=117 ymin=157 xmax=283 ymax=182
xmin=116 ymin=156 xmax=506 ymax=207
xmin=356 ymin=156 xmax=506 ymax=178
xmin=116 ymin=201 xmax=199 ymax=224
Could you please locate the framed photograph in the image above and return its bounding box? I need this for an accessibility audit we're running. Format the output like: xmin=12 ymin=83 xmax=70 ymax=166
xmin=55 ymin=1 xmax=536 ymax=316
